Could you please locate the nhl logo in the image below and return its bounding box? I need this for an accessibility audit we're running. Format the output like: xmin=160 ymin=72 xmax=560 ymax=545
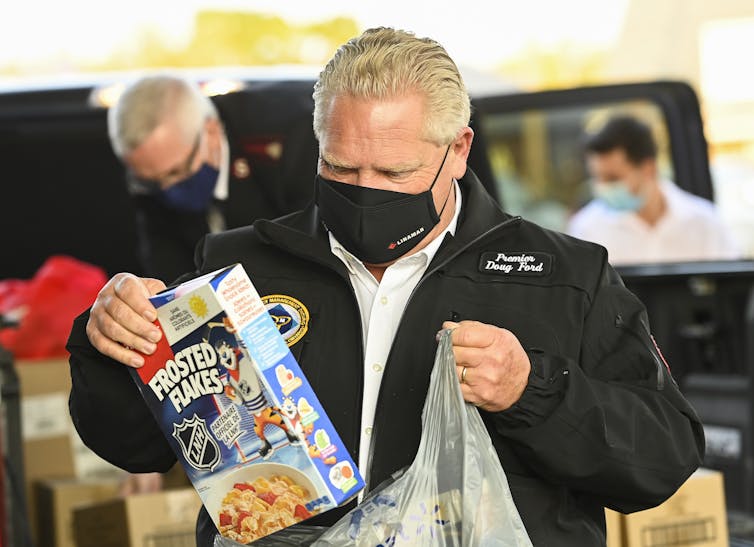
xmin=172 ymin=415 xmax=221 ymax=471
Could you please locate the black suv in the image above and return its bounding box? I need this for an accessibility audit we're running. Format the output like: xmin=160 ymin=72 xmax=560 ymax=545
xmin=2 ymin=75 xmax=753 ymax=538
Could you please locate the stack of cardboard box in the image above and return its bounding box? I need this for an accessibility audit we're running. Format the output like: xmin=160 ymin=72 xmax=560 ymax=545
xmin=35 ymin=478 xmax=122 ymax=547
xmin=16 ymin=358 xmax=197 ymax=547
xmin=72 ymin=488 xmax=202 ymax=547
xmin=606 ymin=468 xmax=728 ymax=547
xmin=17 ymin=358 xmax=111 ymax=545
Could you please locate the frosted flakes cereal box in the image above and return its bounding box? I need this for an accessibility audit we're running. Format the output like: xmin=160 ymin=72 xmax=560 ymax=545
xmin=130 ymin=263 xmax=364 ymax=544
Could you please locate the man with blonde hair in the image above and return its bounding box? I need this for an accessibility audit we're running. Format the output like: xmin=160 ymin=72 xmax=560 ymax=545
xmin=109 ymin=74 xmax=318 ymax=281
xmin=69 ymin=28 xmax=703 ymax=545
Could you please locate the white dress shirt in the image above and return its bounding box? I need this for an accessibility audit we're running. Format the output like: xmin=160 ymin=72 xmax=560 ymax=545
xmin=567 ymin=180 xmax=741 ymax=265
xmin=207 ymin=134 xmax=230 ymax=233
xmin=213 ymin=133 xmax=230 ymax=201
xmin=329 ymin=180 xmax=462 ymax=480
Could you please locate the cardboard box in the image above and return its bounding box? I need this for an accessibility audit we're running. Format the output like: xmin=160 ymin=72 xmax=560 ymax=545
xmin=16 ymin=358 xmax=124 ymax=541
xmin=622 ymin=468 xmax=728 ymax=547
xmin=606 ymin=507 xmax=622 ymax=547
xmin=16 ymin=358 xmax=122 ymax=477
xmin=16 ymin=358 xmax=76 ymax=541
xmin=73 ymin=488 xmax=202 ymax=547
xmin=130 ymin=264 xmax=364 ymax=544
xmin=35 ymin=477 xmax=121 ymax=547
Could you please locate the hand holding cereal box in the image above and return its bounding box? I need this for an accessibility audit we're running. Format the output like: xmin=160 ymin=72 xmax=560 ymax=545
xmin=129 ymin=263 xmax=364 ymax=544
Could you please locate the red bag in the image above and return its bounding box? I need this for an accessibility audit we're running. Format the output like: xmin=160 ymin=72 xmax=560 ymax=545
xmin=0 ymin=255 xmax=107 ymax=359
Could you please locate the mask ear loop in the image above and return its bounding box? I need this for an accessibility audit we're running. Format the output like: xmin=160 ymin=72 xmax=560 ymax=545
xmin=434 ymin=145 xmax=454 ymax=217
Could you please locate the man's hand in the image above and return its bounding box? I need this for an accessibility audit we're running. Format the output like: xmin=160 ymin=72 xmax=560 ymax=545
xmin=86 ymin=273 xmax=166 ymax=367
xmin=442 ymin=320 xmax=531 ymax=412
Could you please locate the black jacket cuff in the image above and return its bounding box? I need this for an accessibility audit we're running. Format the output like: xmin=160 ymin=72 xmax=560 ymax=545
xmin=494 ymin=350 xmax=569 ymax=429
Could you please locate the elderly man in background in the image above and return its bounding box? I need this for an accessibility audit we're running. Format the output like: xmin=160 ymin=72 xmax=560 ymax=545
xmin=108 ymin=75 xmax=318 ymax=281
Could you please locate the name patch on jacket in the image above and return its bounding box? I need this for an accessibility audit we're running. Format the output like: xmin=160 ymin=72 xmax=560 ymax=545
xmin=478 ymin=251 xmax=553 ymax=276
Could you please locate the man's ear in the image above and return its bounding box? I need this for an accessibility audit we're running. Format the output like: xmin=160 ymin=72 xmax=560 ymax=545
xmin=641 ymin=157 xmax=658 ymax=180
xmin=205 ymin=117 xmax=225 ymax=165
xmin=450 ymin=127 xmax=474 ymax=180
xmin=205 ymin=116 xmax=223 ymax=137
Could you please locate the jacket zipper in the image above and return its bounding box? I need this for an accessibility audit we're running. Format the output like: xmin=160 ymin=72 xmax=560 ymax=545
xmin=363 ymin=215 xmax=523 ymax=494
xmin=614 ymin=313 xmax=666 ymax=390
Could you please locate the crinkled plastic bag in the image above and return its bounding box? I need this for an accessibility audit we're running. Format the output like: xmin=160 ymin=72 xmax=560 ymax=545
xmin=312 ymin=329 xmax=533 ymax=547
xmin=0 ymin=255 xmax=108 ymax=358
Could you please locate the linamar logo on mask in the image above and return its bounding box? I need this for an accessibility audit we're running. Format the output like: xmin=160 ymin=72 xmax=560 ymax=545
xmin=388 ymin=227 xmax=425 ymax=250
xmin=592 ymin=180 xmax=646 ymax=212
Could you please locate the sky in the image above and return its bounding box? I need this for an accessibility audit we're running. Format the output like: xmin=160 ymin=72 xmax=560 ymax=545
xmin=0 ymin=0 xmax=629 ymax=72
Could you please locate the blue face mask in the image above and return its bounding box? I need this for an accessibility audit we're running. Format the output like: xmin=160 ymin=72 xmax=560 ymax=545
xmin=592 ymin=180 xmax=645 ymax=212
xmin=158 ymin=163 xmax=219 ymax=212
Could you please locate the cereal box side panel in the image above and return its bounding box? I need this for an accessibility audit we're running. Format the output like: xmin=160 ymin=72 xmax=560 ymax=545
xmin=257 ymin=349 xmax=365 ymax=506
xmin=210 ymin=263 xmax=269 ymax=331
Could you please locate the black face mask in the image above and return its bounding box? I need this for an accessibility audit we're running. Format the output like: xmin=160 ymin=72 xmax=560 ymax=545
xmin=315 ymin=146 xmax=452 ymax=264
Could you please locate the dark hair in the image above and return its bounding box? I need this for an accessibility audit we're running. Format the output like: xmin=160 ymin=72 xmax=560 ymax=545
xmin=585 ymin=115 xmax=657 ymax=164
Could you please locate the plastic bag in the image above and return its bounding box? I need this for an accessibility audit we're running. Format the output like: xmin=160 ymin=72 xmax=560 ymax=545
xmin=0 ymin=255 xmax=108 ymax=358
xmin=312 ymin=329 xmax=533 ymax=547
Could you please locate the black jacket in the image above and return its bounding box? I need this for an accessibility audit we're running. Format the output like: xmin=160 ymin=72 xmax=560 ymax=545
xmin=130 ymin=80 xmax=319 ymax=281
xmin=68 ymin=170 xmax=704 ymax=546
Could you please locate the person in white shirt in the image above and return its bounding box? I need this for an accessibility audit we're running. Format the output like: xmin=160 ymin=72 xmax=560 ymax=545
xmin=567 ymin=115 xmax=740 ymax=265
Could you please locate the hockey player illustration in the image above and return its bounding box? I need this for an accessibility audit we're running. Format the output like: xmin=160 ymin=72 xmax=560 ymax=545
xmin=206 ymin=318 xmax=300 ymax=459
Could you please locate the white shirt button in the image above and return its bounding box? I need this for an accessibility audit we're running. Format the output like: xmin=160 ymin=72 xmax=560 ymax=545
xmin=380 ymin=296 xmax=388 ymax=305
xmin=364 ymin=426 xmax=373 ymax=436
xmin=372 ymin=363 xmax=383 ymax=373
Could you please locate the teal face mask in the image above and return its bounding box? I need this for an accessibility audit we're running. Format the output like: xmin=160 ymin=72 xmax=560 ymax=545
xmin=592 ymin=180 xmax=645 ymax=212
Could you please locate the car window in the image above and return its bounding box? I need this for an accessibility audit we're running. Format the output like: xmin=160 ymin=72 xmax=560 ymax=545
xmin=710 ymin=153 xmax=754 ymax=260
xmin=477 ymin=98 xmax=670 ymax=232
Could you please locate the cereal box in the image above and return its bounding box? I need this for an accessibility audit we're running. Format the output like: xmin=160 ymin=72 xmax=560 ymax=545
xmin=130 ymin=263 xmax=364 ymax=544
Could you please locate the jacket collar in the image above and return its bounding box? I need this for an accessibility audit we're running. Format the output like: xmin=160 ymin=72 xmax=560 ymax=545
xmin=253 ymin=168 xmax=517 ymax=269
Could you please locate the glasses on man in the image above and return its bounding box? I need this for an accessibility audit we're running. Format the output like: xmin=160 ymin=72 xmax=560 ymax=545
xmin=130 ymin=130 xmax=203 ymax=191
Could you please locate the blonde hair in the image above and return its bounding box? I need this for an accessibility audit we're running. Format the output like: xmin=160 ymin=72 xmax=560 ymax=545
xmin=108 ymin=74 xmax=217 ymax=158
xmin=313 ymin=27 xmax=470 ymax=146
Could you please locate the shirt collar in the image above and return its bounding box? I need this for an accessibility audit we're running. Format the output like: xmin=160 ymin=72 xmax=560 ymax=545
xmin=329 ymin=179 xmax=462 ymax=275
xmin=213 ymin=132 xmax=230 ymax=201
xmin=659 ymin=179 xmax=685 ymax=216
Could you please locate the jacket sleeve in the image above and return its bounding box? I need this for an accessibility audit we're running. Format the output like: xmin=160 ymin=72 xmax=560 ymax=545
xmin=67 ymin=310 xmax=176 ymax=473
xmin=132 ymin=195 xmax=209 ymax=282
xmin=492 ymin=262 xmax=705 ymax=513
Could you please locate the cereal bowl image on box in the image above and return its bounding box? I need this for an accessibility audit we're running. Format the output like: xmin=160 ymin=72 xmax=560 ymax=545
xmin=205 ymin=462 xmax=321 ymax=543
xmin=129 ymin=264 xmax=364 ymax=544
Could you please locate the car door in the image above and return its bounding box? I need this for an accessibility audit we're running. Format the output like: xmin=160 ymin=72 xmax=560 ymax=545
xmin=467 ymin=81 xmax=754 ymax=523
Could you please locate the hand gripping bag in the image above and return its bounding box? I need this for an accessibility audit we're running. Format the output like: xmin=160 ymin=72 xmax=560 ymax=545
xmin=311 ymin=329 xmax=533 ymax=547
